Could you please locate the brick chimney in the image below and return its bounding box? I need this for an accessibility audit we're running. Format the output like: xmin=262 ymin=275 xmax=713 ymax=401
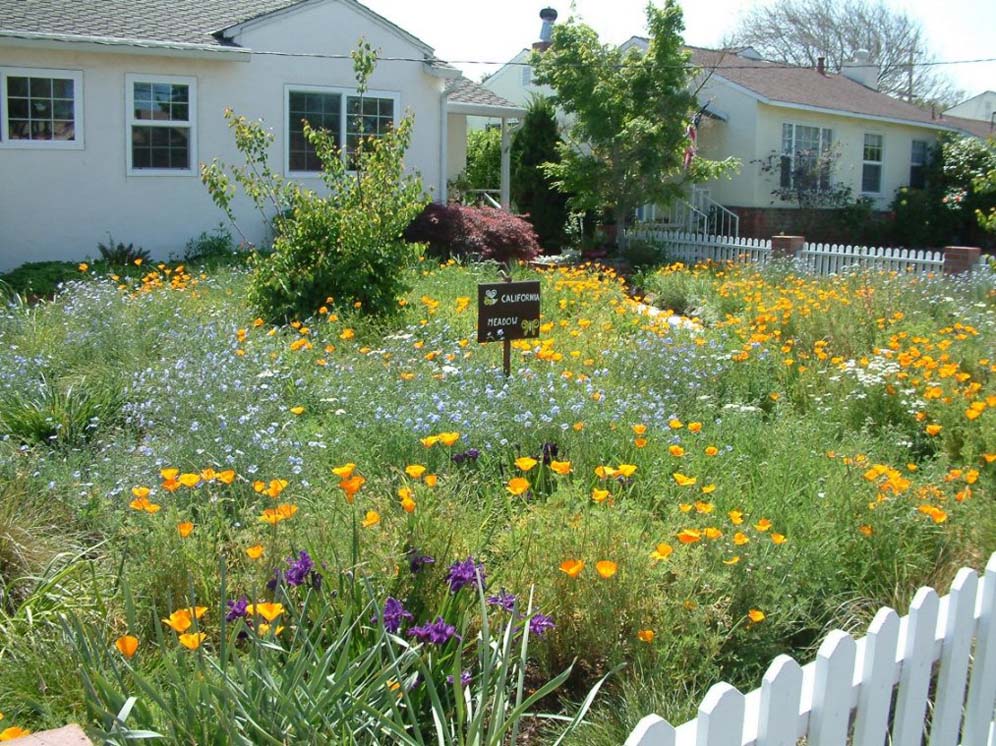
xmin=532 ymin=7 xmax=558 ymax=52
xmin=841 ymin=49 xmax=879 ymax=90
xmin=816 ymin=57 xmax=826 ymax=75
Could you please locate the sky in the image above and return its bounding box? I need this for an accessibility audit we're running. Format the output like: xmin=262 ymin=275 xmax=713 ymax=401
xmin=359 ymin=0 xmax=996 ymax=99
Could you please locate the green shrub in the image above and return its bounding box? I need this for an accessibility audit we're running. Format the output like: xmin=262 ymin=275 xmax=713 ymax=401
xmin=466 ymin=127 xmax=502 ymax=190
xmin=0 ymin=376 xmax=122 ymax=447
xmin=203 ymin=43 xmax=427 ymax=322
xmin=0 ymin=261 xmax=81 ymax=298
xmin=97 ymin=237 xmax=151 ymax=268
xmin=183 ymin=225 xmax=235 ymax=261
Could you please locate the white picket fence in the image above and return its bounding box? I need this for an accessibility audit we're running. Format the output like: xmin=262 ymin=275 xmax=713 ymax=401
xmin=625 ymin=552 xmax=996 ymax=746
xmin=626 ymin=229 xmax=960 ymax=276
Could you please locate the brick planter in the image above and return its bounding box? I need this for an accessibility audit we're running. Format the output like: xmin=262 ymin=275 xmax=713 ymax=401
xmin=943 ymin=246 xmax=981 ymax=275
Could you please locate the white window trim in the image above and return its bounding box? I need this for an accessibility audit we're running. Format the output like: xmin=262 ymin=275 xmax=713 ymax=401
xmin=125 ymin=73 xmax=197 ymax=177
xmin=0 ymin=66 xmax=84 ymax=150
xmin=283 ymin=84 xmax=400 ymax=178
xmin=780 ymin=122 xmax=834 ymax=191
xmin=861 ymin=132 xmax=884 ymax=196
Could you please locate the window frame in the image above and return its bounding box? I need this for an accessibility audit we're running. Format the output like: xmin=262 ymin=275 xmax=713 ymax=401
xmin=125 ymin=73 xmax=197 ymax=177
xmin=861 ymin=133 xmax=884 ymax=196
xmin=0 ymin=66 xmax=84 ymax=150
xmin=779 ymin=122 xmax=834 ymax=192
xmin=283 ymin=84 xmax=400 ymax=178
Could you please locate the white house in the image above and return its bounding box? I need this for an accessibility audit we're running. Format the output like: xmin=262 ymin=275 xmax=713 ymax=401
xmin=481 ymin=19 xmax=991 ymax=240
xmin=944 ymin=91 xmax=996 ymax=127
xmin=0 ymin=0 xmax=524 ymax=271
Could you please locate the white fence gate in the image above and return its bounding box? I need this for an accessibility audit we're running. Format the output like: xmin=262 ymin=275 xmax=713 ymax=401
xmin=625 ymin=552 xmax=996 ymax=746
xmin=625 ymin=229 xmax=984 ymax=276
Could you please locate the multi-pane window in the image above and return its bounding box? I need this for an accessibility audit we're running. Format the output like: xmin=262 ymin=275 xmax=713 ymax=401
xmin=910 ymin=140 xmax=929 ymax=189
xmin=288 ymin=91 xmax=341 ymax=172
xmin=521 ymin=65 xmax=533 ymax=87
xmin=780 ymin=123 xmax=833 ymax=190
xmin=0 ymin=67 xmax=82 ymax=147
xmin=126 ymin=75 xmax=196 ymax=174
xmin=286 ymin=86 xmax=397 ymax=173
xmin=862 ymin=133 xmax=884 ymax=194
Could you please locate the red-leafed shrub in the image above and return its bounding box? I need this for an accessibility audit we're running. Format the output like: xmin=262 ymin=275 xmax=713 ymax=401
xmin=405 ymin=204 xmax=541 ymax=264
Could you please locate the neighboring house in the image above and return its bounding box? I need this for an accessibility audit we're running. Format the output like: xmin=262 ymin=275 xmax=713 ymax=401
xmin=944 ymin=91 xmax=996 ymax=126
xmin=482 ymin=21 xmax=991 ymax=240
xmin=0 ymin=0 xmax=523 ymax=270
xmin=468 ymin=48 xmax=553 ymax=131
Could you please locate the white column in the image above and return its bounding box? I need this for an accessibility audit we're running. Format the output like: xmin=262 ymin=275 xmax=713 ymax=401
xmin=500 ymin=117 xmax=511 ymax=210
xmin=438 ymin=87 xmax=449 ymax=204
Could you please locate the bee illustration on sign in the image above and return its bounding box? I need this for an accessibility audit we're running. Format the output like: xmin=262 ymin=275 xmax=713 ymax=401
xmin=521 ymin=319 xmax=540 ymax=336
xmin=483 ymin=289 xmax=499 ymax=306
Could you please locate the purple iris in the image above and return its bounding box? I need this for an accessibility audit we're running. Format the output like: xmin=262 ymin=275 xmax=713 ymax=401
xmin=447 ymin=557 xmax=486 ymax=593
xmin=541 ymin=442 xmax=559 ymax=465
xmin=284 ymin=550 xmax=314 ymax=587
xmin=447 ymin=670 xmax=473 ymax=686
xmin=408 ymin=616 xmax=459 ymax=645
xmin=452 ymin=448 xmax=481 ymax=464
xmin=486 ymin=589 xmax=517 ymax=613
xmin=225 ymin=595 xmax=249 ymax=622
xmin=375 ymin=597 xmax=414 ymax=634
xmin=529 ymin=613 xmax=555 ymax=636
xmin=407 ymin=548 xmax=435 ymax=574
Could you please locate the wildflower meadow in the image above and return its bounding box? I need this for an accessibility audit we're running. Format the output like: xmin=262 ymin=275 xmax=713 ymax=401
xmin=0 ymin=256 xmax=993 ymax=743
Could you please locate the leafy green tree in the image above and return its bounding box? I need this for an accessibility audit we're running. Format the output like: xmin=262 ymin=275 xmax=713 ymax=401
xmin=511 ymin=97 xmax=570 ymax=249
xmin=202 ymin=42 xmax=427 ymax=321
xmin=532 ymin=1 xmax=737 ymax=245
xmin=464 ymin=127 xmax=502 ymax=190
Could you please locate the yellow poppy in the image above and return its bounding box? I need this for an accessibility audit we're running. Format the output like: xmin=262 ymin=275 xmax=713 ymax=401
xmin=361 ymin=510 xmax=381 ymax=528
xmin=733 ymin=532 xmax=750 ymax=546
xmin=162 ymin=609 xmax=193 ymax=633
xmin=506 ymin=477 xmax=530 ymax=496
xmin=131 ymin=486 xmax=150 ymax=499
xmin=0 ymin=726 xmax=31 ymax=740
xmin=424 ymin=474 xmax=438 ymax=488
xmin=129 ymin=496 xmax=161 ymax=514
xmin=405 ymin=464 xmax=426 ymax=479
xmin=747 ymin=609 xmax=765 ymax=623
xmin=246 ymin=544 xmax=264 ymax=559
xmin=200 ymin=468 xmax=216 ymax=482
xmin=595 ymin=465 xmax=619 ymax=479
xmin=438 ymin=432 xmax=460 ymax=446
xmin=703 ymin=527 xmax=723 ymax=540
xmin=858 ymin=524 xmax=874 ymax=537
xmin=549 ymin=460 xmax=572 ymax=475
xmin=677 ymin=528 xmax=701 ymax=544
xmin=754 ymin=518 xmax=772 ymax=532
xmin=723 ymin=556 xmax=741 ymax=565
xmin=332 ymin=463 xmax=356 ymax=479
xmin=925 ymin=424 xmax=942 ymax=436
xmin=289 ymin=406 xmax=305 ymax=415
xmin=266 ymin=479 xmax=288 ymax=499
xmin=177 ymin=522 xmax=194 ymax=538
xmin=637 ymin=629 xmax=655 ymax=643
xmin=771 ymin=533 xmax=787 ymax=545
xmin=617 ymin=464 xmax=637 ymax=477
xmin=728 ymin=510 xmax=744 ymax=525
xmin=161 ymin=468 xmax=179 ymax=480
xmin=669 ymin=419 xmax=683 ymax=429
xmin=420 ymin=435 xmax=440 ymax=447
xmin=688 ymin=422 xmax=703 ymax=433
xmin=115 ymin=635 xmax=139 ymax=659
xmin=669 ymin=445 xmax=685 ymax=457
xmin=650 ymin=543 xmax=673 ymax=561
xmin=178 ymin=473 xmax=200 ymax=488
xmin=694 ymin=501 xmax=714 ymax=514
xmin=704 ymin=446 xmax=719 ymax=457
xmin=247 ymin=602 xmax=284 ymax=622
xmin=559 ymin=559 xmax=584 ymax=577
xmin=257 ymin=623 xmax=285 ymax=636
xmin=591 ymin=488 xmax=609 ymax=503
xmin=701 ymin=484 xmax=717 ymax=495
xmin=632 ymin=424 xmax=647 ymax=435
xmin=178 ymin=632 xmax=206 ymax=650
xmin=515 ymin=457 xmax=538 ymax=471
xmin=217 ymin=469 xmax=236 ymax=484
xmin=672 ymin=472 xmax=697 ymax=487
xmin=595 ymin=560 xmax=618 ymax=578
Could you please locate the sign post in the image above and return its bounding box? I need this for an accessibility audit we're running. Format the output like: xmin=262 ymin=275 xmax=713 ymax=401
xmin=477 ymin=276 xmax=541 ymax=377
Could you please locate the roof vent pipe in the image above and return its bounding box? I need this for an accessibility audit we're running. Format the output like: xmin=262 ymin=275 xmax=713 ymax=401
xmin=533 ymin=7 xmax=557 ymax=51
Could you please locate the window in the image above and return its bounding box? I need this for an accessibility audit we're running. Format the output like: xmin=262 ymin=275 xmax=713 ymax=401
xmin=126 ymin=75 xmax=196 ymax=174
xmin=780 ymin=123 xmax=833 ymax=191
xmin=521 ymin=65 xmax=533 ymax=87
xmin=285 ymin=85 xmax=397 ymax=174
xmin=910 ymin=139 xmax=928 ymax=189
xmin=0 ymin=67 xmax=83 ymax=148
xmin=862 ymin=133 xmax=883 ymax=194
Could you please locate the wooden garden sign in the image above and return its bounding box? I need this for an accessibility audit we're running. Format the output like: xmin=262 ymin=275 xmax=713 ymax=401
xmin=477 ymin=279 xmax=541 ymax=376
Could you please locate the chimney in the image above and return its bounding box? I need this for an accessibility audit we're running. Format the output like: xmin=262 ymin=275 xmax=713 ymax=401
xmin=816 ymin=57 xmax=826 ymax=75
xmin=841 ymin=49 xmax=879 ymax=90
xmin=532 ymin=7 xmax=558 ymax=52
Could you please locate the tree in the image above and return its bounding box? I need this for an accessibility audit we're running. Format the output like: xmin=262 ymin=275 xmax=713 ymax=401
xmin=464 ymin=127 xmax=502 ymax=191
xmin=511 ymin=97 xmax=570 ymax=249
xmin=532 ymin=1 xmax=736 ymax=246
xmin=728 ymin=0 xmax=962 ymax=107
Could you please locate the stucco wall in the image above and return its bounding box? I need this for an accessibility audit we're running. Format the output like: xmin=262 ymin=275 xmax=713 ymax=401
xmin=468 ymin=49 xmax=553 ymax=131
xmin=0 ymin=0 xmax=448 ymax=270
xmin=447 ymin=113 xmax=467 ymax=183
xmin=694 ymin=75 xmax=760 ymax=207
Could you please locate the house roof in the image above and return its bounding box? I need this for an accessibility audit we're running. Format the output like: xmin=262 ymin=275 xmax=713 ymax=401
xmin=0 ymin=0 xmax=436 ymax=54
xmin=447 ymin=77 xmax=526 ymax=117
xmin=687 ymin=47 xmax=983 ymax=135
